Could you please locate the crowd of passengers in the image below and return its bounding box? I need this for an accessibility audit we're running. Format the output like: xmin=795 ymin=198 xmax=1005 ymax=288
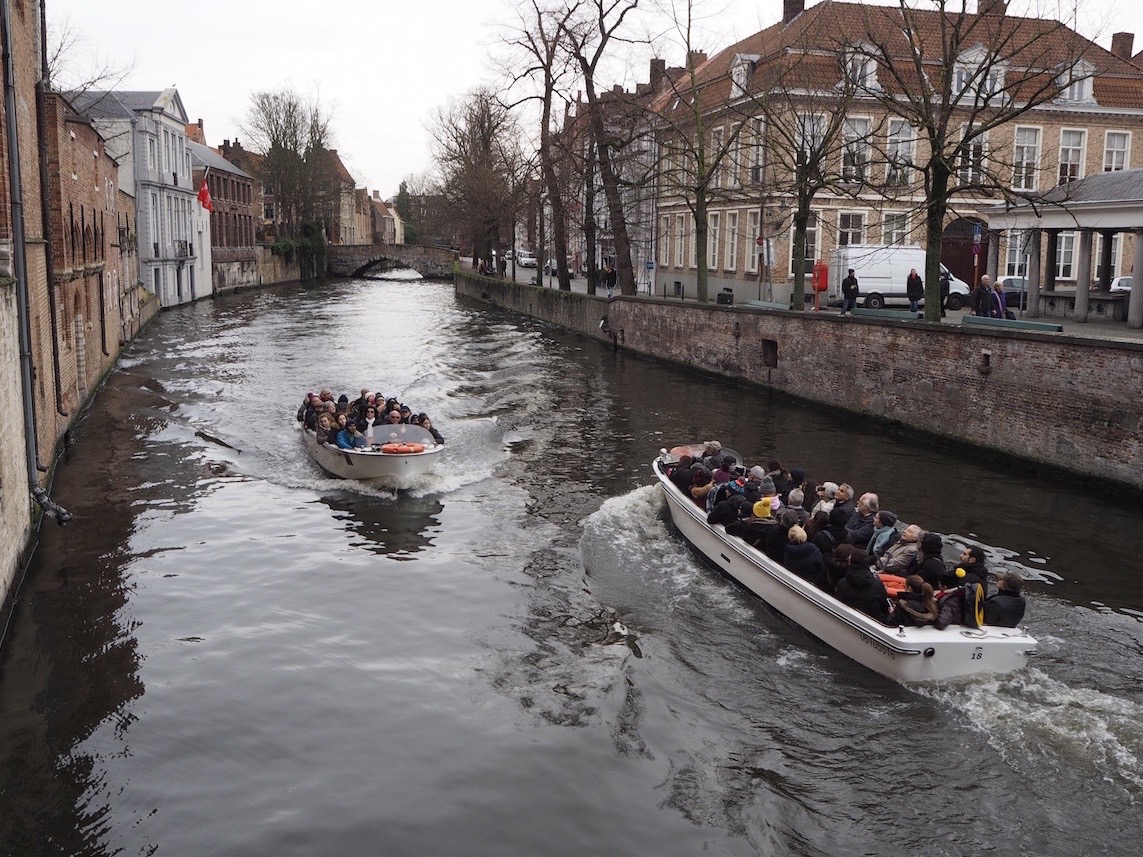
xmin=296 ymin=388 xmax=445 ymax=449
xmin=665 ymin=441 xmax=1027 ymax=630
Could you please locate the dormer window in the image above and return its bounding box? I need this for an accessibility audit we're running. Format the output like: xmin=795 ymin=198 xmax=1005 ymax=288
xmin=730 ymin=53 xmax=760 ymax=99
xmin=841 ymin=44 xmax=878 ymax=90
xmin=1057 ymin=61 xmax=1095 ymax=103
xmin=954 ymin=46 xmax=1006 ymax=103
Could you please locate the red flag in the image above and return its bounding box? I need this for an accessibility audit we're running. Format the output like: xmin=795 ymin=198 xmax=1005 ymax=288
xmin=197 ymin=177 xmax=213 ymax=212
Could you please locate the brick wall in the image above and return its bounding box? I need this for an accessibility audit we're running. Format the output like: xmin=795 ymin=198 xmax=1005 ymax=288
xmin=257 ymin=244 xmax=301 ymax=286
xmin=455 ymin=273 xmax=1143 ymax=490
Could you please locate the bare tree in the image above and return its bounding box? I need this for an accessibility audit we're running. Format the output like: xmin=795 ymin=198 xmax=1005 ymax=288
xmin=242 ymin=86 xmax=338 ymax=241
xmin=849 ymin=0 xmax=1095 ymax=320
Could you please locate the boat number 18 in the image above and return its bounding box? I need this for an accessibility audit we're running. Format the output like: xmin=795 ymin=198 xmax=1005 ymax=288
xmin=971 ymin=648 xmax=983 ymax=660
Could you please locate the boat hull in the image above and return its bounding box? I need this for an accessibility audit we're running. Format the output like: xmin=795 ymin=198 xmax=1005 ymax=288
xmin=654 ymin=458 xmax=1036 ymax=683
xmin=302 ymin=427 xmax=442 ymax=482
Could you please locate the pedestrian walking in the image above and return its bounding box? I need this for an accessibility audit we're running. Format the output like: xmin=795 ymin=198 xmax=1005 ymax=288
xmin=841 ymin=268 xmax=859 ymax=316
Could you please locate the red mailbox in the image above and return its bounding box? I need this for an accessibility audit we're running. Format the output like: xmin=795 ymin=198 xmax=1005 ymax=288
xmin=812 ymin=260 xmax=829 ymax=292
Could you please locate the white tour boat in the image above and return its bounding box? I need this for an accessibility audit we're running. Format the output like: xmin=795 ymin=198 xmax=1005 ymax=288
xmin=302 ymin=423 xmax=443 ymax=484
xmin=654 ymin=446 xmax=1037 ymax=684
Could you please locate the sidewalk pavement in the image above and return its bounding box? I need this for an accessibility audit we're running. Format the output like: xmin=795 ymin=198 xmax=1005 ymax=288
xmin=471 ymin=262 xmax=1143 ymax=345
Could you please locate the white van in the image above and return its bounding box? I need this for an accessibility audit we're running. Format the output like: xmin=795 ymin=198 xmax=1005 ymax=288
xmin=828 ymin=244 xmax=971 ymax=310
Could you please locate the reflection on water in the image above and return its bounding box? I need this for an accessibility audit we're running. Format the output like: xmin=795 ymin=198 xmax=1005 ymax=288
xmin=1 ymin=277 xmax=1141 ymax=856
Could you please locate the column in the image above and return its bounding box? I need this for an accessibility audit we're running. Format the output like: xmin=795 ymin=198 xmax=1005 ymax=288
xmin=1074 ymin=228 xmax=1092 ymax=323
xmin=1044 ymin=230 xmax=1058 ymax=291
xmin=1130 ymin=228 xmax=1143 ymax=329
xmin=987 ymin=230 xmax=999 ymax=280
xmin=1027 ymin=229 xmax=1042 ymax=318
xmin=1098 ymin=230 xmax=1115 ymax=290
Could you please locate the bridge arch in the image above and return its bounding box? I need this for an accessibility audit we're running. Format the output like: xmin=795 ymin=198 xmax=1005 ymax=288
xmin=327 ymin=244 xmax=457 ymax=279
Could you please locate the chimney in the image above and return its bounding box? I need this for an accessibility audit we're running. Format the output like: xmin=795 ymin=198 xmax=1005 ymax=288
xmin=650 ymin=58 xmax=666 ymax=91
xmin=687 ymin=50 xmax=707 ymax=69
xmin=223 ymin=139 xmax=230 ymax=148
xmin=1112 ymin=32 xmax=1135 ymax=59
xmin=373 ymin=190 xmax=379 ymax=199
xmin=977 ymin=0 xmax=1006 ymax=15
xmin=782 ymin=0 xmax=804 ymax=24
xmin=613 ymin=84 xmax=623 ymax=94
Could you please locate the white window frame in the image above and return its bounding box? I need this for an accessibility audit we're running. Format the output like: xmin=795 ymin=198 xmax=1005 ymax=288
xmin=838 ymin=211 xmax=865 ymax=246
xmin=882 ymin=213 xmax=908 ymax=245
xmin=750 ymin=118 xmax=765 ymax=184
xmin=710 ymin=127 xmax=724 ymax=189
xmin=674 ymin=213 xmax=685 ymax=268
xmin=886 ymin=119 xmax=912 ymax=186
xmin=1005 ymin=230 xmax=1029 ymax=277
xmin=689 ymin=214 xmax=697 ymax=268
xmin=788 ymin=212 xmax=818 ymax=276
xmin=1012 ymin=126 xmax=1040 ymax=191
xmin=1055 ymin=231 xmax=1076 ymax=280
xmin=708 ymin=212 xmax=721 ymax=270
xmin=147 ymin=137 xmax=157 ymax=170
xmin=1058 ymin=128 xmax=1086 ymax=185
xmin=957 ymin=126 xmax=987 ymax=185
xmin=796 ymin=112 xmax=825 ymax=168
xmin=725 ymin=211 xmax=738 ymax=272
xmin=658 ymin=216 xmax=670 ymax=265
xmin=728 ymin=123 xmax=742 ymax=188
xmin=1097 ymin=233 xmax=1123 ymax=278
xmin=747 ymin=210 xmax=760 ymax=273
xmin=842 ymin=116 xmax=871 ymax=182
xmin=1104 ymin=131 xmax=1130 ymax=172
xmin=1057 ymin=62 xmax=1095 ymax=104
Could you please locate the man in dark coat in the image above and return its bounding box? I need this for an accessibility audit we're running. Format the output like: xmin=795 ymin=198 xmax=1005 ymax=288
xmin=834 ymin=550 xmax=890 ymax=622
xmin=984 ymin=572 xmax=1027 ymax=627
xmin=840 ymin=268 xmax=859 ymax=316
xmin=972 ymin=275 xmax=996 ymax=317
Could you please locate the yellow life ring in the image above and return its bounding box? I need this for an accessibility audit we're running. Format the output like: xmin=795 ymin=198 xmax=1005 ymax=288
xmin=964 ymin=582 xmax=985 ymax=628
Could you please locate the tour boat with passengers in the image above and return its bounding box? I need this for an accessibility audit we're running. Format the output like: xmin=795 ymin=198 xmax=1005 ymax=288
xmin=301 ymin=423 xmax=443 ymax=484
xmin=653 ymin=445 xmax=1037 ymax=684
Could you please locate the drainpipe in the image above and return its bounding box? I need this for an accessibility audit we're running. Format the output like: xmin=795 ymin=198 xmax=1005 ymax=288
xmin=35 ymin=0 xmax=66 ymax=416
xmin=3 ymin=0 xmax=71 ymax=523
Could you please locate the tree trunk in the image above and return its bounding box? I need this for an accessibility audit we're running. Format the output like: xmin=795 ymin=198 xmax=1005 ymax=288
xmin=792 ymin=205 xmax=809 ymax=309
xmin=694 ymin=194 xmax=708 ymax=302
xmin=583 ymin=139 xmax=598 ymax=296
xmin=923 ymin=165 xmax=950 ymax=322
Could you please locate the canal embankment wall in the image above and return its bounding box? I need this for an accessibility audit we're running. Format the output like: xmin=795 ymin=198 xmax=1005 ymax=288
xmin=456 ymin=272 xmax=1143 ymax=492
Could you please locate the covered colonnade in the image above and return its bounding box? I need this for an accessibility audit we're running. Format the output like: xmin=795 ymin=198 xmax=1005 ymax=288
xmin=985 ymin=168 xmax=1143 ymax=329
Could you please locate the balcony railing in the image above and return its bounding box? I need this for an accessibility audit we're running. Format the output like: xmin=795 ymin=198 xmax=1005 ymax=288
xmin=174 ymin=240 xmax=189 ymax=258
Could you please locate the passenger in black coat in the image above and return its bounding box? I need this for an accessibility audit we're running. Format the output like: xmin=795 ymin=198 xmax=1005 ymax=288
xmin=833 ymin=548 xmax=890 ymax=623
xmin=983 ymin=573 xmax=1027 ymax=627
xmin=762 ymin=511 xmax=798 ymax=563
xmin=783 ymin=525 xmax=824 ymax=586
xmin=910 ymin=532 xmax=949 ymax=589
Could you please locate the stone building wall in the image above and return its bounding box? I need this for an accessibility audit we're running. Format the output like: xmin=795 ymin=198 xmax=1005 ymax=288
xmin=256 ymin=244 xmax=301 ymax=287
xmin=455 ymin=272 xmax=1143 ymax=491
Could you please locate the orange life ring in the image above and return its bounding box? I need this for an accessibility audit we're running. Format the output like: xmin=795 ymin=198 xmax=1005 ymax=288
xmin=381 ymin=443 xmax=401 ymax=454
xmin=408 ymin=443 xmax=425 ymax=453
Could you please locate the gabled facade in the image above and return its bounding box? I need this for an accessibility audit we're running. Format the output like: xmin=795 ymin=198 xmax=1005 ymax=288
xmin=650 ymin=0 xmax=1143 ymax=302
xmin=72 ymin=88 xmax=203 ymax=307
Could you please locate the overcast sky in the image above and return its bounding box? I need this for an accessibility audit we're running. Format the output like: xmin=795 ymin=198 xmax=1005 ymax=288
xmin=47 ymin=0 xmax=1142 ymax=200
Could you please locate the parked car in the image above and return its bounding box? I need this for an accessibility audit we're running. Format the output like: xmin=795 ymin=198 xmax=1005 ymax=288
xmin=543 ymin=257 xmax=577 ymax=277
xmin=1108 ymin=276 xmax=1133 ymax=292
xmin=516 ymin=252 xmax=537 ymax=268
xmin=826 ymin=244 xmax=970 ymax=309
xmin=996 ymin=275 xmax=1029 ymax=310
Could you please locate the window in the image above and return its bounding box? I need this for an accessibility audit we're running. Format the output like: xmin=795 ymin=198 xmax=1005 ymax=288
xmin=886 ymin=120 xmax=912 ymax=186
xmin=710 ymin=128 xmax=724 ymax=189
xmin=708 ymin=212 xmax=720 ymax=269
xmin=747 ymin=210 xmax=760 ymax=273
xmin=839 ymin=212 xmax=864 ymax=246
xmin=725 ymin=211 xmax=738 ymax=271
xmin=882 ymin=213 xmax=908 ymax=245
xmin=789 ymin=213 xmax=818 ymax=276
xmin=675 ymin=214 xmax=685 ymax=268
xmin=1005 ymin=230 xmax=1029 ymax=277
xmin=750 ymin=118 xmax=765 ymax=184
xmin=954 ymin=52 xmax=1004 ymax=103
xmin=1013 ymin=127 xmax=1040 ymax=190
xmin=689 ymin=214 xmax=696 ymax=268
xmin=842 ymin=117 xmax=871 ymax=182
xmin=728 ymin=123 xmax=742 ymax=188
xmin=730 ymin=54 xmax=758 ymax=99
xmin=1055 ymin=231 xmax=1076 ymax=280
xmin=795 ymin=113 xmax=824 ymax=172
xmin=844 ymin=47 xmax=876 ymax=89
xmin=1058 ymin=129 xmax=1085 ymax=184
xmin=1058 ymin=62 xmax=1094 ymax=103
xmin=1104 ymin=132 xmax=1129 ymax=172
xmin=147 ymin=138 xmax=157 ymax=170
xmin=957 ymin=128 xmax=986 ymax=185
xmin=1097 ymin=233 xmax=1122 ymax=278
xmin=658 ymin=216 xmax=670 ymax=264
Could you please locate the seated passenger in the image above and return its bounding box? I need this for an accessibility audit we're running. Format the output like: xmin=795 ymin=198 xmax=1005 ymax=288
xmin=833 ymin=483 xmax=857 ymax=520
xmin=708 ymin=493 xmax=753 ymax=527
xmin=765 ymin=460 xmax=790 ymax=498
xmin=783 ymin=525 xmax=824 ymax=586
xmin=833 ymin=547 xmax=889 ymax=623
xmin=726 ymin=496 xmax=776 ymax=547
xmin=668 ymin=455 xmax=696 ymax=493
xmin=876 ymin=522 xmax=921 ymax=574
xmin=955 ymin=545 xmax=989 ymax=594
xmin=983 ymin=572 xmax=1026 ymax=627
xmin=699 ymin=440 xmax=724 ymax=470
xmin=762 ymin=509 xmax=798 ymax=563
xmin=399 ymin=404 xmax=414 ymax=423
xmin=336 ymin=394 xmax=350 ymax=414
xmin=386 ymin=409 xmax=404 ymax=425
xmin=889 ymin=575 xmax=939 ymax=627
xmin=812 ymin=505 xmax=851 ymax=559
xmin=845 ymin=492 xmax=879 ymax=545
xmin=358 ymin=406 xmax=379 ymax=444
xmin=712 ymin=456 xmax=736 ymax=484
xmin=690 ymin=467 xmax=714 ymax=508
xmin=785 ymin=488 xmax=810 ymax=527
xmin=337 ymin=421 xmax=367 ymax=449
xmin=811 ymin=481 xmax=838 ymax=516
xmin=419 ymin=414 xmax=444 ymax=445
xmin=315 ymin=413 xmax=337 ymax=445
xmin=784 ymin=467 xmax=806 ymax=505
xmin=910 ymin=532 xmax=948 ymax=589
xmin=866 ymin=510 xmax=899 ymax=561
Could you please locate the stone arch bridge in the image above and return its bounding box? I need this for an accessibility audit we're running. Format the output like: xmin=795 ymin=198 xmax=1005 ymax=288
xmin=327 ymin=244 xmax=457 ymax=278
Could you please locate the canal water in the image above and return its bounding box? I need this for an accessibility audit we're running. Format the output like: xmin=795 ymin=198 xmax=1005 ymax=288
xmin=1 ymin=275 xmax=1141 ymax=856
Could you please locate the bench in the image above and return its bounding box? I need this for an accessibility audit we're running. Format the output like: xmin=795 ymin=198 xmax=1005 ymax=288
xmin=741 ymin=299 xmax=790 ymax=311
xmin=961 ymin=315 xmax=1063 ymax=333
xmin=851 ymin=307 xmax=921 ymax=320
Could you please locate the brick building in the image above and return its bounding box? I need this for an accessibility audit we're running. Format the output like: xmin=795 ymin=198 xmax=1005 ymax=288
xmin=190 ymin=140 xmax=261 ymax=292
